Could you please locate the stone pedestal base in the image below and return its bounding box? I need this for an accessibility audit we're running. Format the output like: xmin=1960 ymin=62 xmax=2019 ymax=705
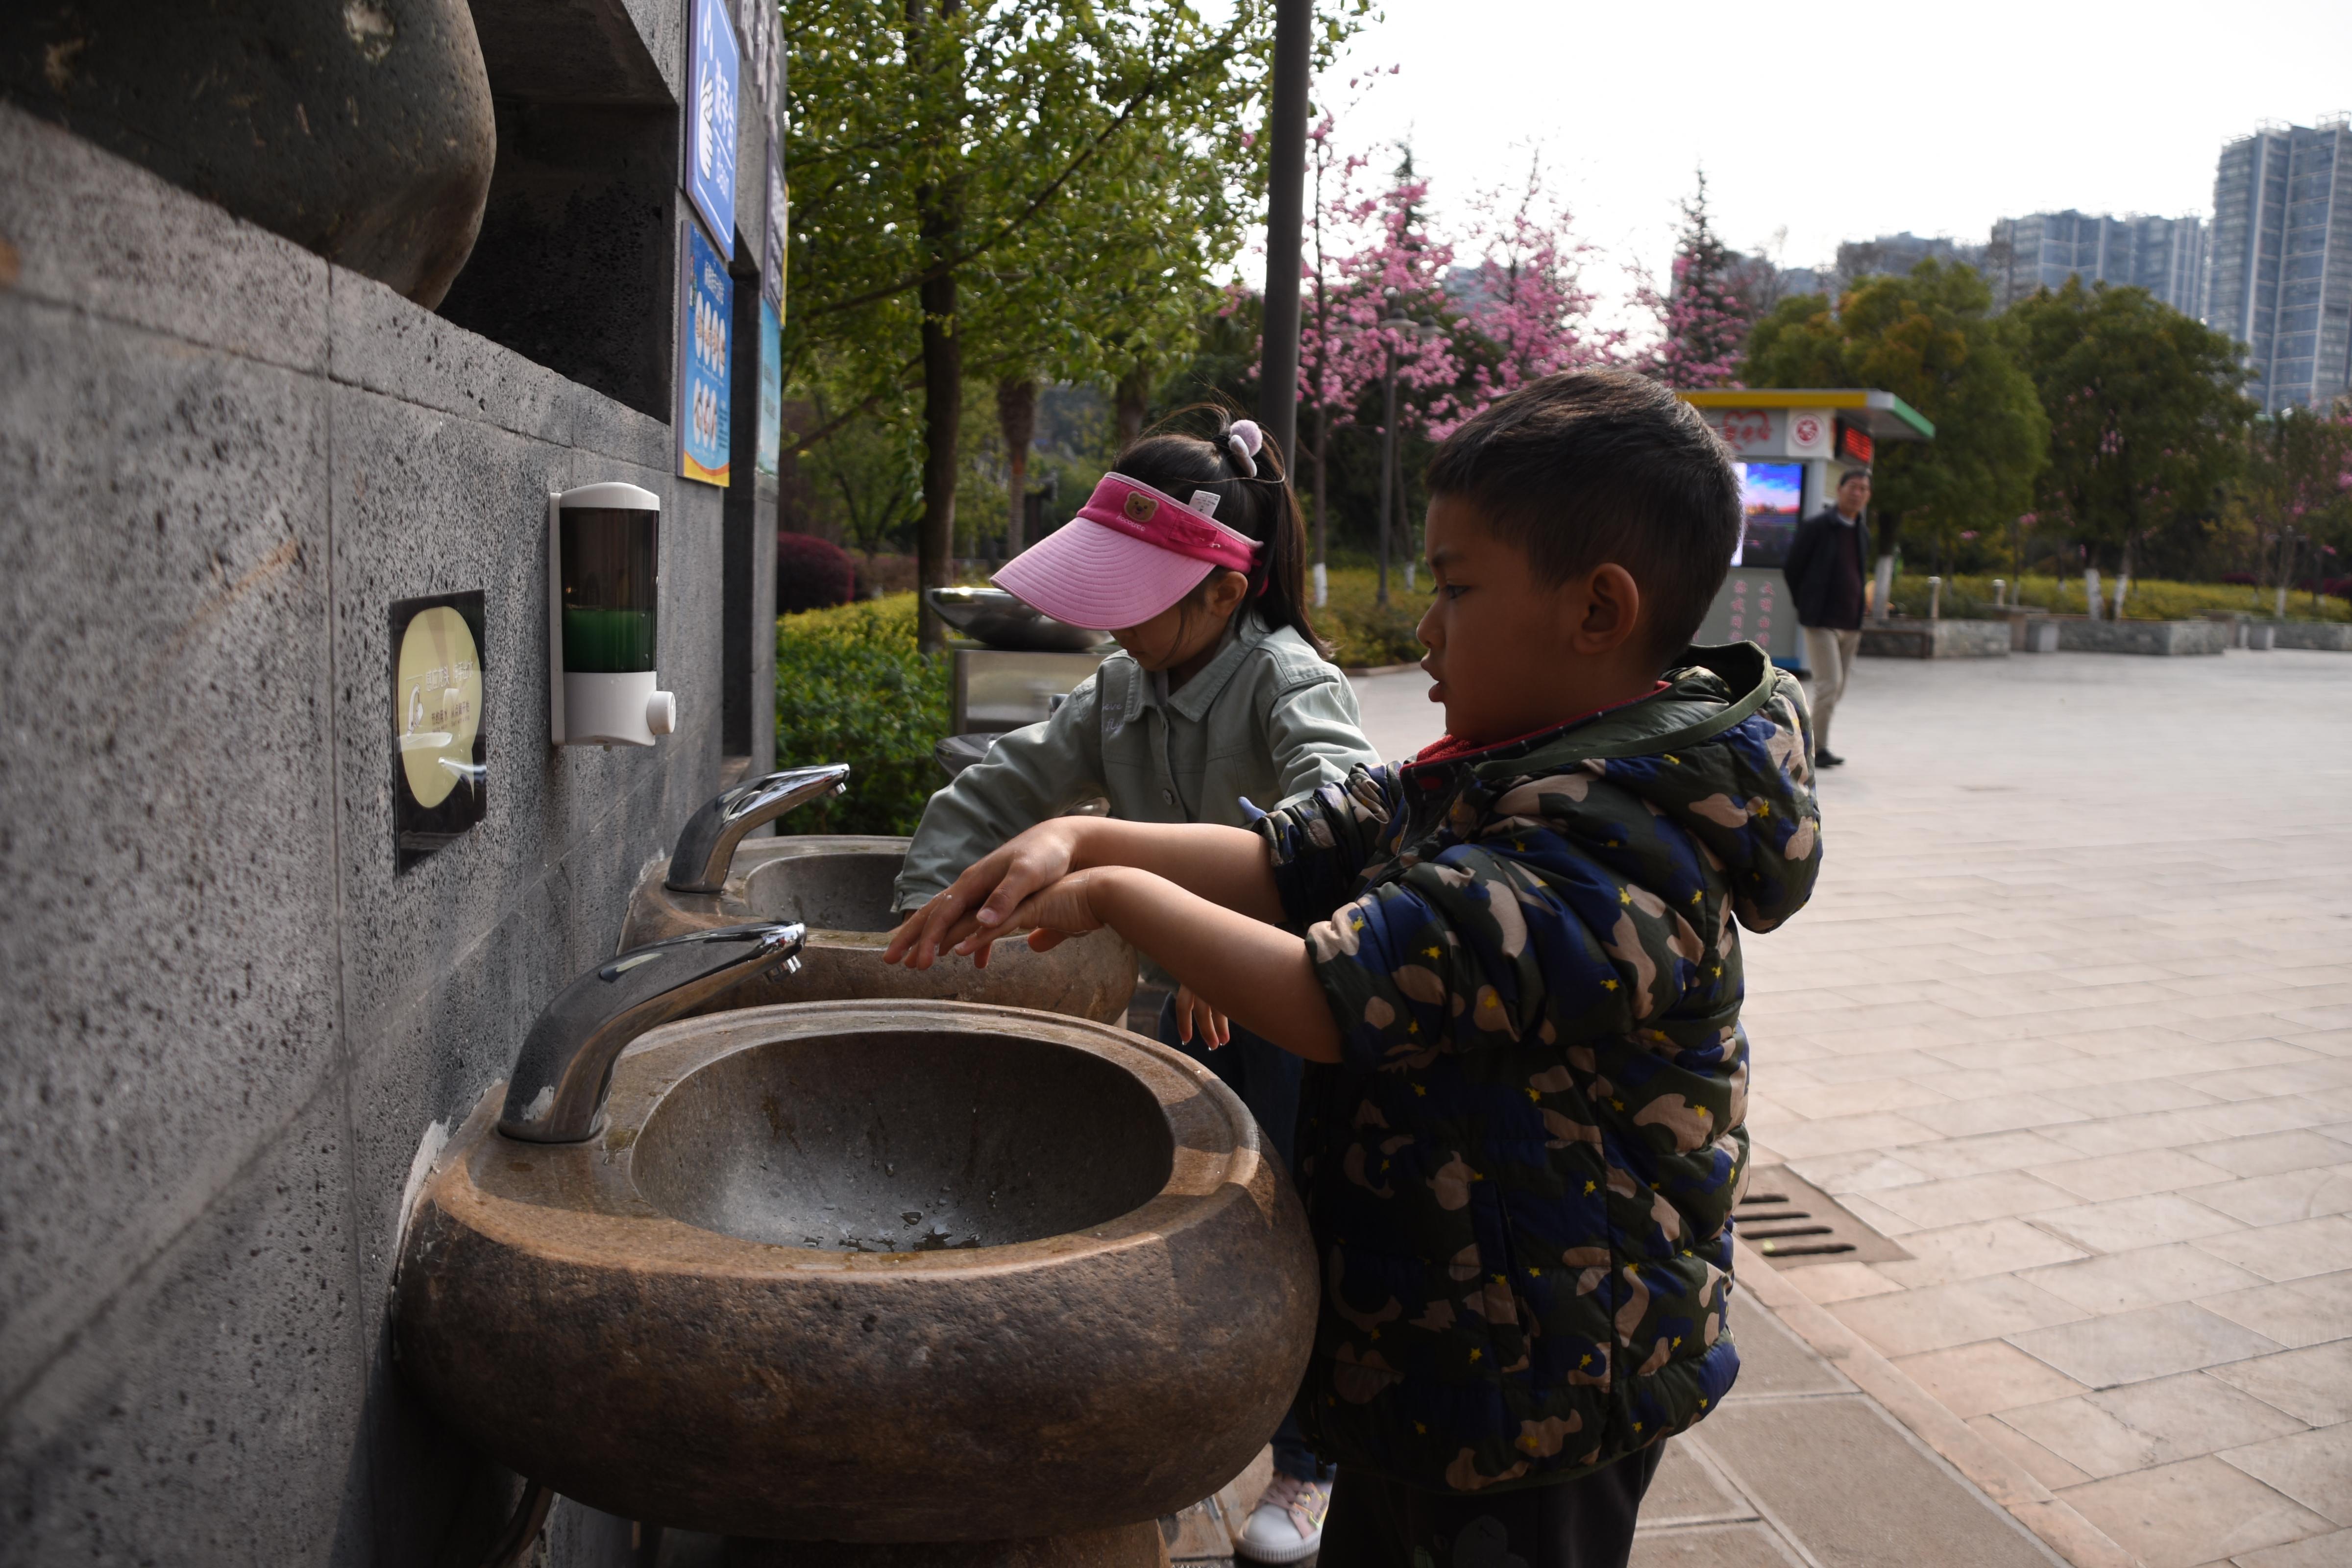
xmin=723 ymin=1521 xmax=1171 ymax=1568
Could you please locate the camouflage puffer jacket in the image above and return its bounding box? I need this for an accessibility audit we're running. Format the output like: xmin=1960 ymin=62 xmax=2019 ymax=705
xmin=1255 ymin=642 xmax=1821 ymax=1494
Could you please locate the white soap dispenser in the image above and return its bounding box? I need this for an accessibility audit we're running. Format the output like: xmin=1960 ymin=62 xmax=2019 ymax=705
xmin=548 ymin=482 xmax=679 ymax=748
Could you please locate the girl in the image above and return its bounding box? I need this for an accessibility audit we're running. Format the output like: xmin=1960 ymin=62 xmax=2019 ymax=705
xmin=893 ymin=410 xmax=1373 ymax=1562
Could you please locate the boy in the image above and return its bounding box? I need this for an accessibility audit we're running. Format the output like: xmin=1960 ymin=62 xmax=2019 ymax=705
xmin=886 ymin=371 xmax=1822 ymax=1567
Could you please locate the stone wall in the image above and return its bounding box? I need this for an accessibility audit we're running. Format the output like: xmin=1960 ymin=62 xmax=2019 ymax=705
xmin=2055 ymin=617 xmax=2231 ymax=656
xmin=1858 ymin=620 xmax=2012 ymax=659
xmin=0 ymin=100 xmax=755 ymax=1565
xmin=2269 ymin=621 xmax=2352 ymax=652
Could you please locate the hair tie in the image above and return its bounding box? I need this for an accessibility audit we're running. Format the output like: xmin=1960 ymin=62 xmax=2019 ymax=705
xmin=1225 ymin=419 xmax=1263 ymax=479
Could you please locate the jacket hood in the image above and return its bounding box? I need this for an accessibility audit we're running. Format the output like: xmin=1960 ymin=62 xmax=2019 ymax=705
xmin=1471 ymin=641 xmax=1821 ymax=933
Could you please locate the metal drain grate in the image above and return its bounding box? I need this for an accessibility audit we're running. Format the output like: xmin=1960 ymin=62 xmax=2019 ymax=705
xmin=1735 ymin=1166 xmax=1911 ymax=1269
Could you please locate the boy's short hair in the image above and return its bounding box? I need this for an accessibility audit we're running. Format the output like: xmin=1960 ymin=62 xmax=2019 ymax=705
xmin=1838 ymin=467 xmax=1872 ymax=486
xmin=1424 ymin=370 xmax=1741 ymax=667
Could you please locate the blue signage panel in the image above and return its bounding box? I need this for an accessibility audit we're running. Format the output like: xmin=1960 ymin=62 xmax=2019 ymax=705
xmin=679 ymin=223 xmax=733 ymax=487
xmin=687 ymin=0 xmax=740 ymax=253
xmin=756 ymin=295 xmax=783 ymax=477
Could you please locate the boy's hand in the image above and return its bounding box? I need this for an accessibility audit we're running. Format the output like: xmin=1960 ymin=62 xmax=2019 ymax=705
xmin=884 ymin=818 xmax=1090 ymax=970
xmin=1169 ymin=985 xmax=1231 ymax=1050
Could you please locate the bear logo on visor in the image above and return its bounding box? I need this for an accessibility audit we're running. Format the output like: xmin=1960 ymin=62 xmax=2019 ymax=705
xmin=1123 ymin=490 xmax=1159 ymax=524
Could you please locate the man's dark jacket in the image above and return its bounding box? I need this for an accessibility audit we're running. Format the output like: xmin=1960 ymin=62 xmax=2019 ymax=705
xmin=1781 ymin=508 xmax=1872 ymax=630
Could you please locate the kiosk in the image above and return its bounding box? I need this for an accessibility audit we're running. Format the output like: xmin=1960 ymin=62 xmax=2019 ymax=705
xmin=1675 ymin=389 xmax=1934 ymax=669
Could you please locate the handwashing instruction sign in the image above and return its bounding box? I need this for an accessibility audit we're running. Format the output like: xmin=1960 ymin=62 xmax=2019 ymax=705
xmin=687 ymin=0 xmax=739 ymax=254
xmin=679 ymin=223 xmax=733 ymax=487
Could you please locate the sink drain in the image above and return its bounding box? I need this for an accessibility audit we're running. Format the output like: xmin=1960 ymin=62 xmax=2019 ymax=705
xmin=1734 ymin=1166 xmax=1911 ymax=1269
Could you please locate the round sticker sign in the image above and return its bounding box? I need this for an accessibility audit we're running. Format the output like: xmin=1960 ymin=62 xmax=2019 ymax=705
xmin=396 ymin=606 xmax=483 ymax=810
xmin=1788 ymin=412 xmax=1828 ymax=453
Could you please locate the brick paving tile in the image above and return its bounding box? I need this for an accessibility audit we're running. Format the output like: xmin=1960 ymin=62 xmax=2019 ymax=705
xmin=2018 ymin=1244 xmax=2272 ymax=1315
xmin=1995 ymin=1372 xmax=2307 ymax=1480
xmin=2195 ymin=1272 xmax=2352 ymax=1349
xmin=2190 ymin=1166 xmax=2352 ymax=1227
xmin=2219 ymin=1424 xmax=2352 ymax=1528
xmin=2229 ymin=1530 xmax=2352 ymax=1567
xmin=2208 ymin=1342 xmax=2352 ymax=1426
xmin=2194 ymin=1214 xmax=2352 ymax=1282
xmin=1964 ymin=1413 xmax=2098 ymax=1491
xmin=2028 ymin=1150 xmax=2237 ymax=1203
xmin=1869 ymin=1171 xmax=2083 ymax=1229
xmin=2058 ymin=1455 xmax=2334 ymax=1568
xmin=1784 ymin=1149 xmax=1928 ymax=1193
xmin=1749 ymin=1111 xmax=1941 ymax=1161
xmin=2188 ymin=1131 xmax=2352 ymax=1178
xmin=1874 ymin=1219 xmax=2089 ymax=1289
xmin=2008 ymin=1302 xmax=2282 ymax=1389
xmin=1893 ymin=1341 xmax=2090 ymax=1419
xmin=1903 ymin=1094 xmax=2094 ymax=1140
xmin=1897 ymin=1129 xmax=2083 ymax=1179
xmin=1830 ymin=1274 xmax=2089 ymax=1358
xmin=1783 ymin=1261 xmax=1903 ymax=1304
xmin=2031 ymin=1193 xmax=2245 ymax=1254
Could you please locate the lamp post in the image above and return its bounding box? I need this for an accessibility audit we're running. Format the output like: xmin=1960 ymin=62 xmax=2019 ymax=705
xmin=1255 ymin=0 xmax=1312 ymax=472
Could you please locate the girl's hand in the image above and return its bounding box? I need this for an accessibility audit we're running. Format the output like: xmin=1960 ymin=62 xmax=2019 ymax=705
xmin=884 ymin=819 xmax=1090 ymax=970
xmin=1170 ymin=985 xmax=1231 ymax=1050
xmin=948 ymin=869 xmax=1112 ymax=968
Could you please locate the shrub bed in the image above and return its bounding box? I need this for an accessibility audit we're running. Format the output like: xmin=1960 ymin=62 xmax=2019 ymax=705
xmin=1885 ymin=571 xmax=2351 ymax=623
xmin=774 ymin=595 xmax=949 ymax=836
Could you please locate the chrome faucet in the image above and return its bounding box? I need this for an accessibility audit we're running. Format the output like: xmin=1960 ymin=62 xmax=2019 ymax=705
xmin=664 ymin=764 xmax=851 ymax=894
xmin=498 ymin=924 xmax=805 ymax=1143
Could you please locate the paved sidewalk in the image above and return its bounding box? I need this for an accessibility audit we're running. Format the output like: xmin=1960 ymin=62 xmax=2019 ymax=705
xmin=1635 ymin=1245 xmax=2078 ymax=1568
xmin=1351 ymin=649 xmax=2352 ymax=1566
xmin=1738 ymin=650 xmax=2352 ymax=1568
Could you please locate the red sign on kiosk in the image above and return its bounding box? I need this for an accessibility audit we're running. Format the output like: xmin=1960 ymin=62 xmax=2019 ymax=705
xmin=1838 ymin=422 xmax=1875 ymax=464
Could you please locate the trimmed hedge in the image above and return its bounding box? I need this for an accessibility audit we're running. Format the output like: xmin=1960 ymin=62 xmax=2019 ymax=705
xmin=774 ymin=595 xmax=949 ymax=835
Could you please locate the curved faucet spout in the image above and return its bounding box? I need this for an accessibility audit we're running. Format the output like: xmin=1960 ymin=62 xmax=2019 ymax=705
xmin=665 ymin=764 xmax=852 ymax=894
xmin=498 ymin=923 xmax=806 ymax=1143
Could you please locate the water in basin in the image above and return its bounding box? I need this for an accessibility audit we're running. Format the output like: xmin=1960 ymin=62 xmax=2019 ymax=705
xmin=631 ymin=1028 xmax=1175 ymax=1252
xmin=741 ymin=848 xmax=902 ymax=933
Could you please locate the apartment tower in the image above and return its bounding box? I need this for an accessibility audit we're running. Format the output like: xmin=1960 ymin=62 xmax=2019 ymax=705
xmin=2205 ymin=117 xmax=2352 ymax=413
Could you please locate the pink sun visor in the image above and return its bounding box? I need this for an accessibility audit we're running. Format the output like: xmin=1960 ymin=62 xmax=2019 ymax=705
xmin=992 ymin=473 xmax=1262 ymax=631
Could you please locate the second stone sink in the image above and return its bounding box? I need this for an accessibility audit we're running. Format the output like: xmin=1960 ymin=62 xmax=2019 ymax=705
xmin=393 ymin=1000 xmax=1315 ymax=1548
xmin=620 ymin=835 xmax=1136 ymax=1024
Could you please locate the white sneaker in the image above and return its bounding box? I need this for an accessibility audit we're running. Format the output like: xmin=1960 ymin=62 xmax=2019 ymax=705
xmin=1232 ymin=1473 xmax=1331 ymax=1564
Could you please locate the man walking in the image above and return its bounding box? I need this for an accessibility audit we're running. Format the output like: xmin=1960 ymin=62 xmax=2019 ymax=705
xmin=1782 ymin=468 xmax=1871 ymax=768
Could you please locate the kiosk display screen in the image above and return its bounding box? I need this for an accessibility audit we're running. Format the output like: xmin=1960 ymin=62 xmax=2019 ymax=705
xmin=1733 ymin=462 xmax=1803 ymax=567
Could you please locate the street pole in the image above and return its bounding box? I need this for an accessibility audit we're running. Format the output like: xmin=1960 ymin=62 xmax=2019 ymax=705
xmin=1377 ymin=348 xmax=1397 ymax=606
xmin=1255 ymin=0 xmax=1311 ymax=474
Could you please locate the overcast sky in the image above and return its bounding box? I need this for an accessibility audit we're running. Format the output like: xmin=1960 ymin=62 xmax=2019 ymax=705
xmin=1309 ymin=0 xmax=2352 ymax=324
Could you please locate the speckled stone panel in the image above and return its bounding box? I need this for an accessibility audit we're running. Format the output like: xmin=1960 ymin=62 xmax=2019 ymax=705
xmin=0 ymin=1080 xmax=368 ymax=1567
xmin=0 ymin=84 xmax=739 ymax=1568
xmin=0 ymin=290 xmax=342 ymax=1402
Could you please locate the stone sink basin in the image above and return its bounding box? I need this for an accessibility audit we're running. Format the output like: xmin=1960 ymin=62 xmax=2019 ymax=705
xmin=621 ymin=835 xmax=1136 ymax=1026
xmin=393 ymin=1000 xmax=1315 ymax=1547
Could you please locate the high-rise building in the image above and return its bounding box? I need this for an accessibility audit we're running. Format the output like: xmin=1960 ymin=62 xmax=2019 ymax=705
xmin=1984 ymin=211 xmax=2207 ymax=315
xmin=1835 ymin=232 xmax=1985 ymax=287
xmin=2205 ymin=117 xmax=2352 ymax=413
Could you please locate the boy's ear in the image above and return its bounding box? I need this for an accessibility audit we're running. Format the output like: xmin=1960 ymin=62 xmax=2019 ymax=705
xmin=1569 ymin=564 xmax=1643 ymax=655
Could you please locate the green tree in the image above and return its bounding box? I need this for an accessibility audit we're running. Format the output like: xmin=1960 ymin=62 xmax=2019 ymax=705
xmin=1746 ymin=260 xmax=2047 ymax=579
xmin=783 ymin=1 xmax=1353 ymax=644
xmin=2008 ymin=278 xmax=2254 ymax=602
xmin=2235 ymin=402 xmax=2352 ymax=611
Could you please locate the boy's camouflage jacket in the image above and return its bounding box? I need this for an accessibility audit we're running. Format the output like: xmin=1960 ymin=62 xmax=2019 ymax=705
xmin=1255 ymin=642 xmax=1821 ymax=1493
